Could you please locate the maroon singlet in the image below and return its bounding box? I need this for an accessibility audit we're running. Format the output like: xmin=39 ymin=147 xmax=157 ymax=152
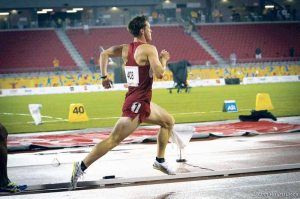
xmin=122 ymin=42 xmax=153 ymax=122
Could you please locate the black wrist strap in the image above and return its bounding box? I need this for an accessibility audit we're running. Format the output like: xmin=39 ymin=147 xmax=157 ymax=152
xmin=101 ymin=75 xmax=107 ymax=79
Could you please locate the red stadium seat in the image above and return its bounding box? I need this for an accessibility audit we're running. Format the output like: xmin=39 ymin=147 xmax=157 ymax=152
xmin=0 ymin=30 xmax=77 ymax=73
xmin=197 ymin=23 xmax=300 ymax=63
xmin=66 ymin=26 xmax=215 ymax=65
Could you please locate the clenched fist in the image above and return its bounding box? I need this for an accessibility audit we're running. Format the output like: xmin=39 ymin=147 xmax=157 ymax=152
xmin=160 ymin=49 xmax=170 ymax=62
xmin=102 ymin=77 xmax=113 ymax=89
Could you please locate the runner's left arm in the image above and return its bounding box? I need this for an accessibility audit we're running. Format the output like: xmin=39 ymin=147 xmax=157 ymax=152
xmin=147 ymin=45 xmax=170 ymax=79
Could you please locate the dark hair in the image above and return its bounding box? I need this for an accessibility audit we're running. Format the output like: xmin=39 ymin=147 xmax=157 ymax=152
xmin=127 ymin=15 xmax=147 ymax=37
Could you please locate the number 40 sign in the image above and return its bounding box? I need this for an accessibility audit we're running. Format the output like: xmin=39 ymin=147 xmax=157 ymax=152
xmin=68 ymin=103 xmax=89 ymax=122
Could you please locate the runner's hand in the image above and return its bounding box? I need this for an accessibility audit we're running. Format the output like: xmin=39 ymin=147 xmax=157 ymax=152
xmin=160 ymin=50 xmax=170 ymax=62
xmin=102 ymin=77 xmax=113 ymax=89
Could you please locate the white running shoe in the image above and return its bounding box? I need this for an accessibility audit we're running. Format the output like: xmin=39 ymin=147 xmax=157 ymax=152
xmin=153 ymin=160 xmax=176 ymax=175
xmin=70 ymin=161 xmax=85 ymax=190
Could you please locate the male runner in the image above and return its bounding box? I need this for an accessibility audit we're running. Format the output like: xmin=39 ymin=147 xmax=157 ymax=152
xmin=71 ymin=15 xmax=175 ymax=190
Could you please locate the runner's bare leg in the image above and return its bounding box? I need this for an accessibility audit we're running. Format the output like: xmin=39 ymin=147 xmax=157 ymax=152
xmin=144 ymin=102 xmax=175 ymax=158
xmin=83 ymin=116 xmax=139 ymax=167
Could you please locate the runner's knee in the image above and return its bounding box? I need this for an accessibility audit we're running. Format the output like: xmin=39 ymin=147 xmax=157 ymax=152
xmin=162 ymin=114 xmax=175 ymax=130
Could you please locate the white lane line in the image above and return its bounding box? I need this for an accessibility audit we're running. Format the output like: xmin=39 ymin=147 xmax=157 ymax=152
xmin=89 ymin=109 xmax=251 ymax=120
xmin=172 ymin=109 xmax=251 ymax=115
xmin=27 ymin=120 xmax=68 ymax=124
xmin=18 ymin=113 xmax=29 ymax=116
xmin=2 ymin=112 xmax=13 ymax=115
xmin=173 ymin=112 xmax=206 ymax=115
xmin=0 ymin=113 xmax=64 ymax=120
xmin=1 ymin=109 xmax=252 ymax=124
xmin=89 ymin=116 xmax=120 ymax=120
xmin=0 ymin=112 xmax=32 ymax=116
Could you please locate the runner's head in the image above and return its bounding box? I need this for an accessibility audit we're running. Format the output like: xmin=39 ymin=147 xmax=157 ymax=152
xmin=128 ymin=15 xmax=152 ymax=42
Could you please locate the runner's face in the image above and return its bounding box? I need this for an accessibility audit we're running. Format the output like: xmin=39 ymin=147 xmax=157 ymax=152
xmin=144 ymin=21 xmax=152 ymax=42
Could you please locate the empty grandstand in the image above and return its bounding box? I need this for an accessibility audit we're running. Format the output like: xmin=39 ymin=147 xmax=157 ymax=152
xmin=0 ymin=29 xmax=77 ymax=73
xmin=66 ymin=27 xmax=132 ymax=64
xmin=66 ymin=25 xmax=214 ymax=65
xmin=197 ymin=22 xmax=300 ymax=63
xmin=0 ymin=0 xmax=299 ymax=93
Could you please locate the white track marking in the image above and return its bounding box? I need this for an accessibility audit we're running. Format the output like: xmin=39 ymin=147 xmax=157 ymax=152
xmin=89 ymin=116 xmax=120 ymax=120
xmin=1 ymin=109 xmax=252 ymax=124
xmin=172 ymin=108 xmax=251 ymax=115
xmin=0 ymin=112 xmax=64 ymax=120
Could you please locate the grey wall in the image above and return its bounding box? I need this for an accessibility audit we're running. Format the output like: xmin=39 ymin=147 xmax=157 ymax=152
xmin=0 ymin=0 xmax=161 ymax=9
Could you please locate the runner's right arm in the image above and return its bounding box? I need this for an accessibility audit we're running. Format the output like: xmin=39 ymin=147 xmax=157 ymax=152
xmin=99 ymin=45 xmax=124 ymax=77
xmin=99 ymin=45 xmax=124 ymax=89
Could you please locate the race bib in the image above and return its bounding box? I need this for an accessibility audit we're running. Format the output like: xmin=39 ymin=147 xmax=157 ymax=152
xmin=131 ymin=102 xmax=141 ymax=113
xmin=125 ymin=66 xmax=139 ymax=87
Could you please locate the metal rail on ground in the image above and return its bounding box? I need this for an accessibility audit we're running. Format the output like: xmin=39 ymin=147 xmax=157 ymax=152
xmin=2 ymin=163 xmax=300 ymax=196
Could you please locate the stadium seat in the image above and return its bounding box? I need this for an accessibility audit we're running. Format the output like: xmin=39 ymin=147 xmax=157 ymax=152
xmin=0 ymin=30 xmax=77 ymax=73
xmin=66 ymin=26 xmax=215 ymax=65
xmin=197 ymin=23 xmax=300 ymax=62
